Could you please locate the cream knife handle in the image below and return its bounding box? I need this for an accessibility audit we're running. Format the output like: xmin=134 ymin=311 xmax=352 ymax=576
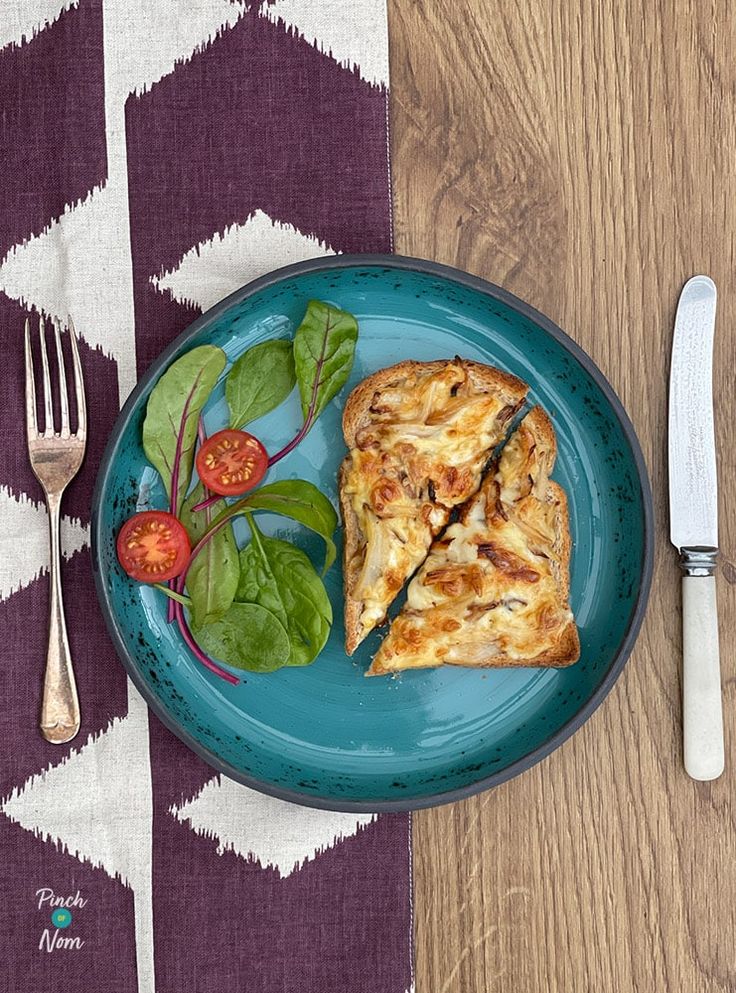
xmin=682 ymin=572 xmax=724 ymax=781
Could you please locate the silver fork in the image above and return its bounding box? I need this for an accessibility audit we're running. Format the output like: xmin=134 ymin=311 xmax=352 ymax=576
xmin=24 ymin=316 xmax=87 ymax=744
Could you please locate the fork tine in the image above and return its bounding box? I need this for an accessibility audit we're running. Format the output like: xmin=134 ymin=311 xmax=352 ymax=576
xmin=68 ymin=318 xmax=86 ymax=440
xmin=24 ymin=318 xmax=39 ymax=441
xmin=53 ymin=319 xmax=71 ymax=438
xmin=38 ymin=316 xmax=54 ymax=437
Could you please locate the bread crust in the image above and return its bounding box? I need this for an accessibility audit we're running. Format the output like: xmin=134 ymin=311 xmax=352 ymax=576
xmin=519 ymin=405 xmax=572 ymax=605
xmin=366 ymin=623 xmax=579 ymax=675
xmin=520 ymin=404 xmax=557 ymax=464
xmin=339 ymin=359 xmax=529 ymax=655
xmin=338 ymin=457 xmax=367 ymax=656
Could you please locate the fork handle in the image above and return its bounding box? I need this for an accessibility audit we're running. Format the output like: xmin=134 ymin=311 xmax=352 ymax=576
xmin=40 ymin=492 xmax=80 ymax=744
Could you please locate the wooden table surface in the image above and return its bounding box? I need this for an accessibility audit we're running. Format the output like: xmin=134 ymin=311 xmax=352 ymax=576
xmin=388 ymin=2 xmax=736 ymax=990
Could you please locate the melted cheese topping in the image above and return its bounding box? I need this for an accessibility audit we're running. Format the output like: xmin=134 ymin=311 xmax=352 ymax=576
xmin=343 ymin=362 xmax=523 ymax=641
xmin=371 ymin=412 xmax=577 ymax=671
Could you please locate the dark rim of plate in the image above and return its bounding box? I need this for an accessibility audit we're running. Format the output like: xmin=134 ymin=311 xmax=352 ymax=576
xmin=91 ymin=253 xmax=655 ymax=813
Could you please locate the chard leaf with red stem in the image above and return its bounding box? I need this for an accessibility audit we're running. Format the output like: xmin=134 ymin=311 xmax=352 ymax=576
xmin=268 ymin=300 xmax=358 ymax=467
xmin=142 ymin=344 xmax=226 ymax=515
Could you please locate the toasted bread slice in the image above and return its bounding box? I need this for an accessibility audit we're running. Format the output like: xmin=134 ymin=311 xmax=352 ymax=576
xmin=368 ymin=406 xmax=580 ymax=674
xmin=340 ymin=359 xmax=528 ymax=654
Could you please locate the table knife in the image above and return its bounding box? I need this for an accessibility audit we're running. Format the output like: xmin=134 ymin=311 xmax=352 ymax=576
xmin=668 ymin=274 xmax=724 ymax=781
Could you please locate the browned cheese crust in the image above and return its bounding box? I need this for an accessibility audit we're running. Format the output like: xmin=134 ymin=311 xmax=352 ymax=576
xmin=368 ymin=405 xmax=580 ymax=674
xmin=339 ymin=359 xmax=529 ymax=654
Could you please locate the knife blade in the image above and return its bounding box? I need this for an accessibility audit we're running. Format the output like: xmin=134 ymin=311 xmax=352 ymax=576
xmin=669 ymin=275 xmax=718 ymax=550
xmin=668 ymin=274 xmax=723 ymax=781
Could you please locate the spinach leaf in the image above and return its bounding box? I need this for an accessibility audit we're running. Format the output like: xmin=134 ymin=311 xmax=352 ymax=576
xmin=142 ymin=345 xmax=226 ymax=515
xmin=180 ymin=482 xmax=213 ymax=543
xmin=226 ymin=338 xmax=296 ymax=430
xmin=180 ymin=482 xmax=239 ymax=628
xmin=293 ymin=300 xmax=358 ymax=428
xmin=192 ymin=602 xmax=290 ymax=672
xmin=207 ymin=479 xmax=338 ymax=572
xmin=237 ymin=516 xmax=332 ymax=667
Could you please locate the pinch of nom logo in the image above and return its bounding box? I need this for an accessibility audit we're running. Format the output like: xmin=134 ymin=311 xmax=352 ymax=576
xmin=36 ymin=888 xmax=87 ymax=952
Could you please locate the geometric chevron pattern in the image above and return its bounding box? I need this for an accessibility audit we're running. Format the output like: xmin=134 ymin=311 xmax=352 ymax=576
xmin=0 ymin=2 xmax=412 ymax=991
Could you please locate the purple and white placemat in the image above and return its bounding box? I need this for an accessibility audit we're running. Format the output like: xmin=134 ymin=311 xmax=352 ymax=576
xmin=0 ymin=3 xmax=413 ymax=990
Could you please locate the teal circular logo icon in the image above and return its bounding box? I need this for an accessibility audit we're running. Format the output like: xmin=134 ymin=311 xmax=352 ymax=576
xmin=51 ymin=908 xmax=72 ymax=929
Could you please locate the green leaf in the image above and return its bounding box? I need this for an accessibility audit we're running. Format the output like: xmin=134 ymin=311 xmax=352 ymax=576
xmin=179 ymin=481 xmax=213 ymax=543
xmin=180 ymin=483 xmax=239 ymax=628
xmin=237 ymin=516 xmax=332 ymax=667
xmin=293 ymin=300 xmax=358 ymax=428
xmin=226 ymin=338 xmax=296 ymax=430
xmin=142 ymin=345 xmax=226 ymax=515
xmin=208 ymin=479 xmax=338 ymax=573
xmin=192 ymin=602 xmax=290 ymax=672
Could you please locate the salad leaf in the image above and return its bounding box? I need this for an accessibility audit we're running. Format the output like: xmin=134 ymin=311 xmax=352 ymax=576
xmin=142 ymin=345 xmax=226 ymax=515
xmin=193 ymin=602 xmax=290 ymax=673
xmin=206 ymin=479 xmax=338 ymax=572
xmin=153 ymin=585 xmax=240 ymax=684
xmin=180 ymin=483 xmax=239 ymax=628
xmin=237 ymin=516 xmax=332 ymax=667
xmin=293 ymin=300 xmax=358 ymax=428
xmin=226 ymin=338 xmax=296 ymax=430
xmin=180 ymin=482 xmax=212 ymax=542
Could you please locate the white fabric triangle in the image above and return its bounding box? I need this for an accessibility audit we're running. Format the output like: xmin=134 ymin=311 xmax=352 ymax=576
xmin=0 ymin=184 xmax=139 ymax=398
xmin=105 ymin=0 xmax=248 ymax=99
xmin=260 ymin=0 xmax=389 ymax=86
xmin=152 ymin=210 xmax=335 ymax=312
xmin=171 ymin=774 xmax=375 ymax=877
xmin=0 ymin=0 xmax=74 ymax=52
xmin=0 ymin=486 xmax=88 ymax=602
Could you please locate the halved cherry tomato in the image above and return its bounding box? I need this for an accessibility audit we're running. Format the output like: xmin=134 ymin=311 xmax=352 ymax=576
xmin=116 ymin=511 xmax=190 ymax=583
xmin=195 ymin=429 xmax=268 ymax=496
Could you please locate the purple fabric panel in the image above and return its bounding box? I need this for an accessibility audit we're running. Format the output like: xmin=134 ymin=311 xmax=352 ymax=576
xmin=4 ymin=820 xmax=138 ymax=993
xmin=0 ymin=0 xmax=107 ymax=259
xmin=125 ymin=6 xmax=391 ymax=374
xmin=0 ymin=293 xmax=45 ymax=503
xmin=148 ymin=720 xmax=411 ymax=993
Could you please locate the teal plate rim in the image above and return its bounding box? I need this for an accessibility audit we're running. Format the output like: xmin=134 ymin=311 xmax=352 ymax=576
xmin=91 ymin=254 xmax=655 ymax=812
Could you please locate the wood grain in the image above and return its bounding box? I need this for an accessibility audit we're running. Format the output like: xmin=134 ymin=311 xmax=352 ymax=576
xmin=387 ymin=1 xmax=736 ymax=990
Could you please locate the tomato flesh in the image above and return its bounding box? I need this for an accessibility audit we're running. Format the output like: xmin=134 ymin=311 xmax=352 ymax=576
xmin=116 ymin=511 xmax=190 ymax=583
xmin=196 ymin=429 xmax=268 ymax=496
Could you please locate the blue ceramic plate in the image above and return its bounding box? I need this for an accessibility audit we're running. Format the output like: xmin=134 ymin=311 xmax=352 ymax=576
xmin=92 ymin=256 xmax=653 ymax=811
